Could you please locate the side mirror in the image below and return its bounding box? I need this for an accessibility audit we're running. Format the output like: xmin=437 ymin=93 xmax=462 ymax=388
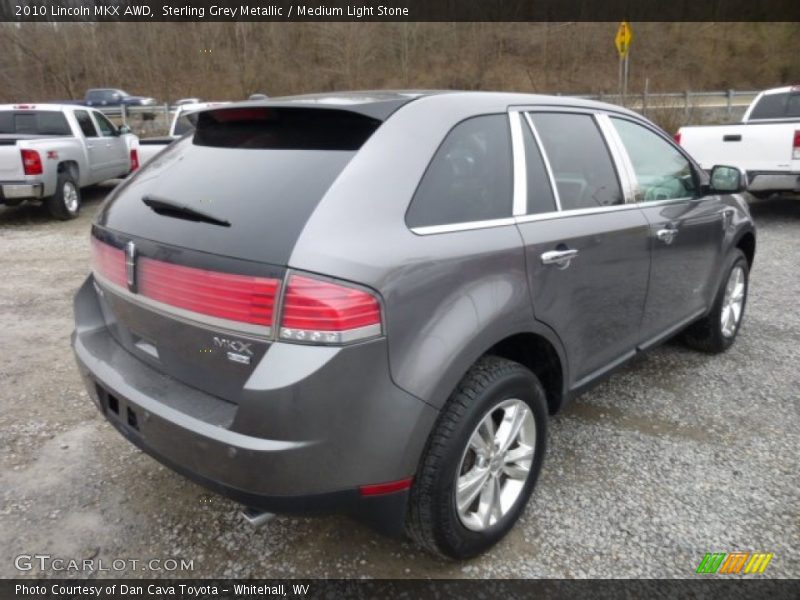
xmin=709 ymin=165 xmax=747 ymax=193
xmin=118 ymin=125 xmax=131 ymax=135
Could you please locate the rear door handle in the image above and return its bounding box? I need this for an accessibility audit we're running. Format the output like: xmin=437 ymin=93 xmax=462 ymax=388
xmin=541 ymin=249 xmax=579 ymax=269
xmin=656 ymin=228 xmax=679 ymax=244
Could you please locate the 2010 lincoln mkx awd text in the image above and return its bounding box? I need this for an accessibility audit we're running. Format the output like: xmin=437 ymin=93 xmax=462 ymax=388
xmin=72 ymin=91 xmax=755 ymax=559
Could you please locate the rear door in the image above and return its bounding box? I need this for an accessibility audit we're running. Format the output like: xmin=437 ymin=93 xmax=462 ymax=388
xmin=607 ymin=115 xmax=725 ymax=346
xmin=513 ymin=110 xmax=651 ymax=387
xmin=73 ymin=110 xmax=105 ymax=181
xmin=91 ymin=110 xmax=129 ymax=179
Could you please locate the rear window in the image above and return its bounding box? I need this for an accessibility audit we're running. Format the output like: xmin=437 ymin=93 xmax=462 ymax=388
xmin=0 ymin=111 xmax=71 ymax=135
xmin=193 ymin=107 xmax=380 ymax=150
xmin=748 ymin=92 xmax=800 ymax=120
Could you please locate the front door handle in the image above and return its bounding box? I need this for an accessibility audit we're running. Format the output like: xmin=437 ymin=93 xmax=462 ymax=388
xmin=541 ymin=249 xmax=579 ymax=269
xmin=656 ymin=228 xmax=679 ymax=244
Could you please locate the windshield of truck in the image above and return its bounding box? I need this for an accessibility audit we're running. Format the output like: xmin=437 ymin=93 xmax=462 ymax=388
xmin=0 ymin=111 xmax=71 ymax=135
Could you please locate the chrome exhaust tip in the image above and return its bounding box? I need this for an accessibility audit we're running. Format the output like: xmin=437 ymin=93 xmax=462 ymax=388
xmin=240 ymin=507 xmax=276 ymax=529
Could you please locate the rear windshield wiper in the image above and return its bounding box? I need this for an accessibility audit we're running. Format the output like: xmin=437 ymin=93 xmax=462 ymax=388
xmin=142 ymin=195 xmax=230 ymax=227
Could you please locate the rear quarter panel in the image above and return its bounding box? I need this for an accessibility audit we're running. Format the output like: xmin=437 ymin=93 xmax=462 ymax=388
xmin=680 ymin=123 xmax=798 ymax=172
xmin=288 ymin=94 xmax=561 ymax=409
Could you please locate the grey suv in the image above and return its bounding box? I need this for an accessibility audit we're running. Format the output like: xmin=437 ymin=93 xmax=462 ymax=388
xmin=72 ymin=92 xmax=755 ymax=559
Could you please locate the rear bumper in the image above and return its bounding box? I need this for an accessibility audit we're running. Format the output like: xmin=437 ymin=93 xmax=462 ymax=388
xmin=1 ymin=181 xmax=43 ymax=201
xmin=746 ymin=171 xmax=800 ymax=193
xmin=71 ymin=276 xmax=437 ymax=533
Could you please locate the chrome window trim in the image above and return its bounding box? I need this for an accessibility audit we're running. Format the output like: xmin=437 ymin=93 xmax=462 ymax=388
xmin=508 ymin=111 xmax=528 ymax=216
xmin=514 ymin=202 xmax=642 ymax=224
xmin=94 ymin=272 xmax=274 ymax=340
xmin=521 ymin=112 xmax=563 ymax=212
xmin=595 ymin=113 xmax=639 ymax=204
xmin=410 ymin=217 xmax=517 ymax=236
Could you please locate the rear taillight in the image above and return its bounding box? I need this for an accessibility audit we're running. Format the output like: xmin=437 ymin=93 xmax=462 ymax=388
xmin=89 ymin=238 xmax=382 ymax=343
xmin=130 ymin=148 xmax=139 ymax=171
xmin=793 ymin=130 xmax=800 ymax=160
xmin=91 ymin=237 xmax=127 ymax=288
xmin=20 ymin=149 xmax=42 ymax=175
xmin=673 ymin=132 xmax=682 ymax=145
xmin=279 ymin=274 xmax=382 ymax=344
xmin=138 ymin=258 xmax=279 ymax=329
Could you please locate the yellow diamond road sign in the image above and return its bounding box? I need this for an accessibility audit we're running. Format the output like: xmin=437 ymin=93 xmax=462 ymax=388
xmin=615 ymin=21 xmax=632 ymax=58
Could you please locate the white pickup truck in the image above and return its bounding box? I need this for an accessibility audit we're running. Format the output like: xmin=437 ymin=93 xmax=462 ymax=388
xmin=677 ymin=86 xmax=800 ymax=198
xmin=138 ymin=102 xmax=229 ymax=166
xmin=0 ymin=104 xmax=139 ymax=219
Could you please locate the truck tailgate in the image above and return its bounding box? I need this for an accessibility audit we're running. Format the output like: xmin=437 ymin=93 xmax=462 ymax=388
xmin=680 ymin=123 xmax=799 ymax=172
xmin=0 ymin=139 xmax=25 ymax=180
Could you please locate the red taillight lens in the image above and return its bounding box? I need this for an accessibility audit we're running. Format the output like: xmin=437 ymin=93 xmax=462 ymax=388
xmin=91 ymin=237 xmax=127 ymax=288
xmin=359 ymin=477 xmax=413 ymax=497
xmin=792 ymin=130 xmax=800 ymax=160
xmin=279 ymin=275 xmax=381 ymax=343
xmin=130 ymin=148 xmax=139 ymax=171
xmin=673 ymin=132 xmax=682 ymax=145
xmin=20 ymin=149 xmax=42 ymax=175
xmin=138 ymin=258 xmax=279 ymax=328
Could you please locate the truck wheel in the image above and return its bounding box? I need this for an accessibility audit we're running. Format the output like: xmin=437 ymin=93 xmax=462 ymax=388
xmin=406 ymin=356 xmax=547 ymax=559
xmin=683 ymin=249 xmax=749 ymax=353
xmin=47 ymin=171 xmax=81 ymax=220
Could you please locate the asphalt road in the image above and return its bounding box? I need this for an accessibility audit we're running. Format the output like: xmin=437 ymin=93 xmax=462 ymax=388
xmin=0 ymin=187 xmax=797 ymax=578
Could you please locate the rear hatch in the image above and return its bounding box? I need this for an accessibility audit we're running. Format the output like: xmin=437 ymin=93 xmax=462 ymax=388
xmin=90 ymin=105 xmax=386 ymax=401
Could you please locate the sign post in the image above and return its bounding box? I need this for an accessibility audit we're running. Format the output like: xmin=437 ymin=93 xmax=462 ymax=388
xmin=615 ymin=21 xmax=633 ymax=103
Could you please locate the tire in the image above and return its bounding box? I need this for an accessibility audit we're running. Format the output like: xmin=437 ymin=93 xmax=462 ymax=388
xmin=406 ymin=355 xmax=548 ymax=559
xmin=46 ymin=170 xmax=81 ymax=220
xmin=683 ymin=249 xmax=749 ymax=353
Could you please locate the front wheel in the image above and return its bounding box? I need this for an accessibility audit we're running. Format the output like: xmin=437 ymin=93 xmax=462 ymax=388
xmin=683 ymin=249 xmax=749 ymax=353
xmin=406 ymin=356 xmax=548 ymax=559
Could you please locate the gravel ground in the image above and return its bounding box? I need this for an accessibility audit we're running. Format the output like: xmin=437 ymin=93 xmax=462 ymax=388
xmin=0 ymin=187 xmax=798 ymax=579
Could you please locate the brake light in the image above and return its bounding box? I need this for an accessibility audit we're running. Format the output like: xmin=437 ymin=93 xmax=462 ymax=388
xmin=793 ymin=130 xmax=800 ymax=160
xmin=91 ymin=238 xmax=127 ymax=288
xmin=138 ymin=258 xmax=279 ymax=328
xmin=279 ymin=274 xmax=382 ymax=344
xmin=130 ymin=148 xmax=139 ymax=171
xmin=20 ymin=149 xmax=43 ymax=175
xmin=673 ymin=131 xmax=682 ymax=145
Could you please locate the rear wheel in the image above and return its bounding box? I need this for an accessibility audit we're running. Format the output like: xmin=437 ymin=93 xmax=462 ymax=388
xmin=47 ymin=170 xmax=81 ymax=220
xmin=683 ymin=249 xmax=748 ymax=353
xmin=406 ymin=356 xmax=548 ymax=559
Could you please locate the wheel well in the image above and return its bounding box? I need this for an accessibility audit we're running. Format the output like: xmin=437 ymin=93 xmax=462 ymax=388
xmin=736 ymin=232 xmax=756 ymax=268
xmin=57 ymin=161 xmax=79 ymax=180
xmin=488 ymin=333 xmax=564 ymax=414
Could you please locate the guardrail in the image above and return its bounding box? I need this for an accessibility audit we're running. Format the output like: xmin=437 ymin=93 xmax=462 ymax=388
xmin=96 ymin=90 xmax=762 ymax=136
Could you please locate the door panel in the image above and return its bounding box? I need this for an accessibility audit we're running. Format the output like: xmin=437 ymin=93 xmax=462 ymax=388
xmin=637 ymin=199 xmax=725 ymax=342
xmin=608 ymin=116 xmax=725 ymax=342
xmin=92 ymin=111 xmax=128 ymax=179
xmin=73 ymin=110 xmax=104 ymax=182
xmin=517 ymin=209 xmax=650 ymax=384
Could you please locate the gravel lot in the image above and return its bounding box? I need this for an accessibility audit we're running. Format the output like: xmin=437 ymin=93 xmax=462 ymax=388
xmin=0 ymin=187 xmax=798 ymax=579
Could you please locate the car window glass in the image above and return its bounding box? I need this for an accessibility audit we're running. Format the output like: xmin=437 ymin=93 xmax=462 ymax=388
xmin=530 ymin=113 xmax=623 ymax=210
xmin=173 ymin=113 xmax=194 ymax=136
xmin=749 ymin=92 xmax=788 ymax=120
xmin=74 ymin=110 xmax=98 ymax=137
xmin=786 ymin=94 xmax=800 ymax=118
xmin=521 ymin=117 xmax=556 ymax=214
xmin=611 ymin=117 xmax=696 ymax=202
xmin=406 ymin=114 xmax=513 ymax=228
xmin=0 ymin=111 xmax=70 ymax=135
xmin=93 ymin=112 xmax=117 ymax=137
